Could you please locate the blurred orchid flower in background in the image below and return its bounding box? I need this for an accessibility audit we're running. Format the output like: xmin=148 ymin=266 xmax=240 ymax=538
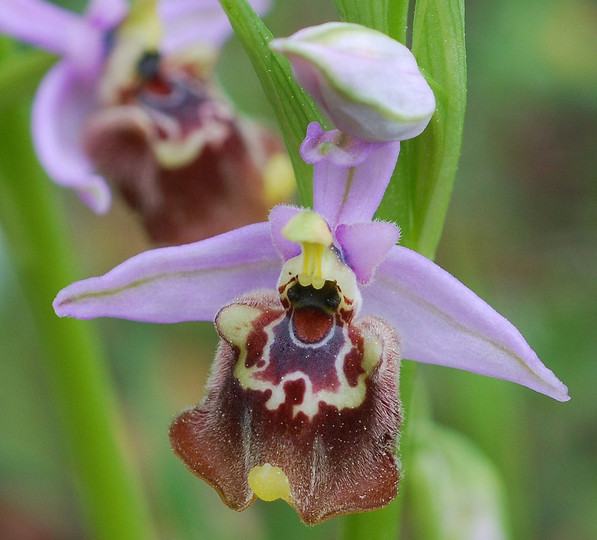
xmin=0 ymin=0 xmax=289 ymax=244
xmin=52 ymin=118 xmax=568 ymax=521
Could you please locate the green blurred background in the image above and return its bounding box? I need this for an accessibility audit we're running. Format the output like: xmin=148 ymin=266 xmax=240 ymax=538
xmin=1 ymin=0 xmax=596 ymax=538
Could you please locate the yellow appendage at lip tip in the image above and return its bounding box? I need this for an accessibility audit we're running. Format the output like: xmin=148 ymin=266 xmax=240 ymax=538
xmin=248 ymin=464 xmax=291 ymax=503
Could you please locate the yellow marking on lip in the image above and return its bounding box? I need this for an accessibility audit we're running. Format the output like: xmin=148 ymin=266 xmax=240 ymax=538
xmin=216 ymin=304 xmax=262 ymax=348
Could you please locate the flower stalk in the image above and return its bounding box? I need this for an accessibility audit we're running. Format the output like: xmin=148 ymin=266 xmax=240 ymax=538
xmin=333 ymin=0 xmax=393 ymax=34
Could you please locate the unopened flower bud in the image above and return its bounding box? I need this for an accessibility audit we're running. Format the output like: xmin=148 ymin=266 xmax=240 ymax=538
xmin=270 ymin=22 xmax=436 ymax=142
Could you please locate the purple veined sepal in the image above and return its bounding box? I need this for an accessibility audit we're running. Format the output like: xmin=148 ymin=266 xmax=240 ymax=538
xmin=170 ymin=286 xmax=402 ymax=525
xmin=361 ymin=246 xmax=570 ymax=402
xmin=0 ymin=0 xmax=85 ymax=51
xmin=53 ymin=221 xmax=282 ymax=323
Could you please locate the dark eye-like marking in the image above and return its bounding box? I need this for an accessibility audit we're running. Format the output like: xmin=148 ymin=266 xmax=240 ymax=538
xmin=136 ymin=50 xmax=161 ymax=80
xmin=286 ymin=281 xmax=340 ymax=313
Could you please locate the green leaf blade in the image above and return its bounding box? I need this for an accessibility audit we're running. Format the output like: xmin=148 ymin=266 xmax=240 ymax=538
xmin=381 ymin=0 xmax=466 ymax=257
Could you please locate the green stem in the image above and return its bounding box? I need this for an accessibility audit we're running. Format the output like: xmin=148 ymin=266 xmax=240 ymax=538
xmin=0 ymin=104 xmax=156 ymax=539
xmin=387 ymin=0 xmax=411 ymax=44
xmin=409 ymin=0 xmax=466 ymax=258
xmin=0 ymin=49 xmax=54 ymax=108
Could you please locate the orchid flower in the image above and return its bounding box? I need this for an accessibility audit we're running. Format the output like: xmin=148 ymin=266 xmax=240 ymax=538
xmin=53 ymin=120 xmax=569 ymax=524
xmin=0 ymin=0 xmax=281 ymax=244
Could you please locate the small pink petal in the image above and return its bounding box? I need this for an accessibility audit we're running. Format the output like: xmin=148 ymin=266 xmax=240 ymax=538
xmin=336 ymin=221 xmax=400 ymax=284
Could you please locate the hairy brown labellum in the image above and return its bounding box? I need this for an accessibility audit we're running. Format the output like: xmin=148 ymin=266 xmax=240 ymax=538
xmin=170 ymin=289 xmax=402 ymax=524
xmin=83 ymin=58 xmax=281 ymax=245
